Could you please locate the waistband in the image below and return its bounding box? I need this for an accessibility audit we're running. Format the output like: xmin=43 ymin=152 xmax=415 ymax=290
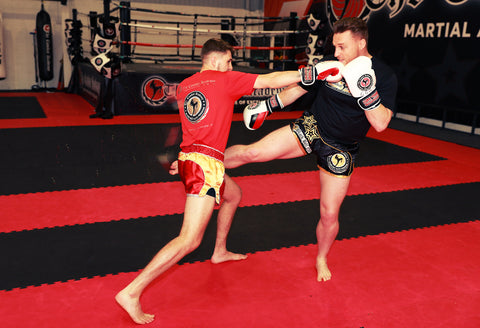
xmin=180 ymin=144 xmax=224 ymax=161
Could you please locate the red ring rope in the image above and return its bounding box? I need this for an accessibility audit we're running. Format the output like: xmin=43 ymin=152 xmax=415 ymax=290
xmin=114 ymin=41 xmax=296 ymax=50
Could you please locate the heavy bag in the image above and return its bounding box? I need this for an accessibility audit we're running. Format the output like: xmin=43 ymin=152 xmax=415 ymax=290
xmin=36 ymin=5 xmax=54 ymax=81
xmin=0 ymin=11 xmax=5 ymax=79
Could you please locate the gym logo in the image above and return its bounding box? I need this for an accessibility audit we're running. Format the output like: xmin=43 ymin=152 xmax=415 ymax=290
xmin=184 ymin=91 xmax=208 ymax=123
xmin=326 ymin=0 xmax=426 ymax=25
xmin=327 ymin=151 xmax=350 ymax=174
xmin=357 ymin=73 xmax=373 ymax=90
xmin=141 ymin=76 xmax=176 ymax=107
xmin=327 ymin=0 xmax=366 ymax=23
xmin=446 ymin=0 xmax=468 ymax=4
xmin=104 ymin=26 xmax=116 ymax=38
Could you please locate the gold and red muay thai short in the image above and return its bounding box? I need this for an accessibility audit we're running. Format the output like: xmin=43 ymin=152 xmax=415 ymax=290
xmin=178 ymin=144 xmax=225 ymax=204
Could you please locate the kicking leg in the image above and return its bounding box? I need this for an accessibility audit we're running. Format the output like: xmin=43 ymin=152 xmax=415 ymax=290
xmin=316 ymin=170 xmax=351 ymax=282
xmin=116 ymin=195 xmax=216 ymax=324
xmin=224 ymin=125 xmax=304 ymax=169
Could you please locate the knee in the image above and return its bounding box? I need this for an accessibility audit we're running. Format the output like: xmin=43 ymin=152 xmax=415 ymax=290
xmin=234 ymin=145 xmax=262 ymax=163
xmin=244 ymin=146 xmax=262 ymax=162
xmin=178 ymin=234 xmax=203 ymax=254
xmin=225 ymin=145 xmax=262 ymax=169
xmin=185 ymin=238 xmax=202 ymax=254
xmin=319 ymin=204 xmax=339 ymax=226
xmin=224 ymin=185 xmax=242 ymax=206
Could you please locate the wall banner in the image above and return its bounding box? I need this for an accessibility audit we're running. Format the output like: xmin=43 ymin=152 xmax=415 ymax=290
xmin=267 ymin=0 xmax=480 ymax=123
xmin=363 ymin=0 xmax=479 ymax=115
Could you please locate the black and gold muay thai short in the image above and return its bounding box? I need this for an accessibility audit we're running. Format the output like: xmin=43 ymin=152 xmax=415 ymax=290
xmin=290 ymin=111 xmax=359 ymax=177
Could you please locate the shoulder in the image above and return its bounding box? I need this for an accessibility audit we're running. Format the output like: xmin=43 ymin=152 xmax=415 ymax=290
xmin=226 ymin=70 xmax=257 ymax=78
xmin=372 ymin=57 xmax=395 ymax=77
xmin=180 ymin=71 xmax=200 ymax=84
xmin=208 ymin=70 xmax=257 ymax=82
xmin=372 ymin=57 xmax=397 ymax=86
xmin=225 ymin=71 xmax=259 ymax=88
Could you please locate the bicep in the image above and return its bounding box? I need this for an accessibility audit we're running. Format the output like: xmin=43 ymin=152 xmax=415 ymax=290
xmin=253 ymin=71 xmax=301 ymax=89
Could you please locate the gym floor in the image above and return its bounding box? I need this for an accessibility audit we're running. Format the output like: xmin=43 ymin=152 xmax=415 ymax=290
xmin=1 ymin=91 xmax=479 ymax=327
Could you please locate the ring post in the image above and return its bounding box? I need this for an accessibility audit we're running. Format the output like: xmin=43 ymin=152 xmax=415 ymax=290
xmin=287 ymin=12 xmax=297 ymax=70
xmin=191 ymin=14 xmax=198 ymax=60
xmin=119 ymin=1 xmax=131 ymax=62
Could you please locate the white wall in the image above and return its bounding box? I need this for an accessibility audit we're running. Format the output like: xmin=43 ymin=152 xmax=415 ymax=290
xmin=0 ymin=0 xmax=262 ymax=91
xmin=0 ymin=0 xmax=68 ymax=90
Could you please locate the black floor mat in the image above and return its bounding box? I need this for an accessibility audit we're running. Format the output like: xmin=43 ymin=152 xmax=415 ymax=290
xmin=0 ymin=97 xmax=46 ymax=119
xmin=1 ymin=182 xmax=478 ymax=291
xmin=0 ymin=120 xmax=443 ymax=195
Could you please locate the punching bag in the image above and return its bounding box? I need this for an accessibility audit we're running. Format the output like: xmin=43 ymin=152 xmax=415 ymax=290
xmin=36 ymin=4 xmax=53 ymax=81
xmin=0 ymin=11 xmax=5 ymax=79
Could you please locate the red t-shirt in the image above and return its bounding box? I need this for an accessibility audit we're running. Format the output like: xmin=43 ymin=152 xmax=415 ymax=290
xmin=177 ymin=70 xmax=258 ymax=153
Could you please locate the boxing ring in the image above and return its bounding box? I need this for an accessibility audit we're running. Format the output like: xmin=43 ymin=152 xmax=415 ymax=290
xmin=65 ymin=0 xmax=329 ymax=116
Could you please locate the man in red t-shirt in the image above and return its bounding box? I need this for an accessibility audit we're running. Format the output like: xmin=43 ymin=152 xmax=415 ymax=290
xmin=116 ymin=38 xmax=306 ymax=324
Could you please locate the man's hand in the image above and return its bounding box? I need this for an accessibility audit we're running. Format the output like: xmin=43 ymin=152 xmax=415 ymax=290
xmin=342 ymin=56 xmax=381 ymax=111
xmin=299 ymin=61 xmax=344 ymax=86
xmin=243 ymin=94 xmax=283 ymax=130
xmin=169 ymin=160 xmax=178 ymax=175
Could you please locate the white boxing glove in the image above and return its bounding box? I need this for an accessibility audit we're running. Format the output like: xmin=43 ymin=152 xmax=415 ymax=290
xmin=342 ymin=56 xmax=381 ymax=111
xmin=300 ymin=60 xmax=344 ymax=85
xmin=243 ymin=94 xmax=284 ymax=130
xmin=316 ymin=60 xmax=344 ymax=83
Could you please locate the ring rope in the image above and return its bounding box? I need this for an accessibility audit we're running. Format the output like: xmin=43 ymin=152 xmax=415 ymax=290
xmin=77 ymin=7 xmax=120 ymax=18
xmin=129 ymin=18 xmax=283 ymax=27
xmin=73 ymin=4 xmax=313 ymax=68
xmin=122 ymin=22 xmax=307 ymax=36
xmin=129 ymin=19 xmax=232 ymax=26
xmin=114 ymin=40 xmax=301 ymax=51
xmin=114 ymin=3 xmax=305 ymax=21
xmin=119 ymin=54 xmax=299 ymax=63
xmin=114 ymin=41 xmax=202 ymax=48
xmin=127 ymin=29 xmax=191 ymax=37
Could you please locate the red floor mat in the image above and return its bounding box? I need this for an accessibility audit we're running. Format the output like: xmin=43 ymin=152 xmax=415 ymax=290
xmin=2 ymin=221 xmax=479 ymax=328
xmin=0 ymin=92 xmax=300 ymax=129
xmin=2 ymin=157 xmax=480 ymax=233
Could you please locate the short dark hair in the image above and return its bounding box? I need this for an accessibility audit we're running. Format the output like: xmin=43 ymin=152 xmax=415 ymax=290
xmin=332 ymin=17 xmax=368 ymax=43
xmin=201 ymin=38 xmax=234 ymax=59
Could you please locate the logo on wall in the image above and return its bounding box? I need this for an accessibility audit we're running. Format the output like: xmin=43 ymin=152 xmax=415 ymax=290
xmin=327 ymin=0 xmax=366 ymax=21
xmin=141 ymin=76 xmax=177 ymax=107
xmin=445 ymin=0 xmax=468 ymax=4
xmin=326 ymin=0 xmax=425 ymax=25
xmin=184 ymin=91 xmax=208 ymax=123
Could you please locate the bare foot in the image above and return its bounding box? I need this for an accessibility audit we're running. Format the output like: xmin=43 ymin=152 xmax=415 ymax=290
xmin=211 ymin=250 xmax=248 ymax=264
xmin=316 ymin=257 xmax=332 ymax=282
xmin=115 ymin=289 xmax=155 ymax=325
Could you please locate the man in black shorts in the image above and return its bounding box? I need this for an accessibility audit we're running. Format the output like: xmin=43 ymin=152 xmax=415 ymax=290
xmin=225 ymin=17 xmax=398 ymax=282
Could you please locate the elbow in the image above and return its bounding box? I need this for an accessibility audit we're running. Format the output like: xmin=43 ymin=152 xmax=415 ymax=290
xmin=373 ymin=125 xmax=387 ymax=133
xmin=372 ymin=121 xmax=389 ymax=133
xmin=368 ymin=106 xmax=392 ymax=132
